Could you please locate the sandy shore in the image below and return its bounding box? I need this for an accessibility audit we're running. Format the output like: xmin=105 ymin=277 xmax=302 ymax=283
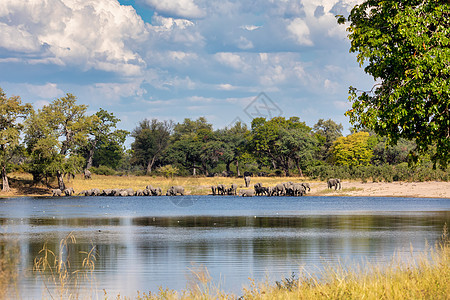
xmin=1 ymin=175 xmax=449 ymax=198
xmin=311 ymin=181 xmax=450 ymax=198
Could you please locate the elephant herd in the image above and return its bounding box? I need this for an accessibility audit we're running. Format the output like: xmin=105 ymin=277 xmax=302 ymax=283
xmin=51 ymin=178 xmax=342 ymax=197
xmin=51 ymin=185 xmax=185 ymax=197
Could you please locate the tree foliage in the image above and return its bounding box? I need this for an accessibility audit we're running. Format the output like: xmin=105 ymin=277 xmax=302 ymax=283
xmin=25 ymin=94 xmax=93 ymax=189
xmin=0 ymin=88 xmax=31 ymax=191
xmin=341 ymin=0 xmax=450 ymax=167
xmin=130 ymin=119 xmax=173 ymax=174
xmin=330 ymin=131 xmax=377 ymax=167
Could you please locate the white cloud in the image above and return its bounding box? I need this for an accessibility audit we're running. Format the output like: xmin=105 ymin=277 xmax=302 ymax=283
xmin=143 ymin=0 xmax=204 ymax=19
xmin=287 ymin=18 xmax=313 ymax=46
xmin=91 ymin=81 xmax=146 ymax=103
xmin=241 ymin=25 xmax=261 ymax=31
xmin=215 ymin=52 xmax=246 ymax=70
xmin=26 ymin=83 xmax=64 ymax=99
xmin=0 ymin=0 xmax=148 ymax=75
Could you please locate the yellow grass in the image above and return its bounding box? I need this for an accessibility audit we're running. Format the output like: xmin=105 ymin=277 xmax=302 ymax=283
xmin=3 ymin=172 xmax=319 ymax=196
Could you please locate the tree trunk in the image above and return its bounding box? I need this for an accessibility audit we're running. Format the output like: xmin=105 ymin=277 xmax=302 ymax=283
xmin=295 ymin=159 xmax=304 ymax=177
xmin=1 ymin=165 xmax=10 ymax=192
xmin=146 ymin=156 xmax=157 ymax=175
xmin=226 ymin=161 xmax=231 ymax=173
xmin=56 ymin=171 xmax=66 ymax=191
xmin=235 ymin=160 xmax=240 ymax=177
xmin=86 ymin=140 xmax=97 ymax=170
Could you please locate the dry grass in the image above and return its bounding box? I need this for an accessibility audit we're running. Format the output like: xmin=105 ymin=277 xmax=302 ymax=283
xmin=2 ymin=172 xmax=318 ymax=196
xmin=33 ymin=232 xmax=97 ymax=300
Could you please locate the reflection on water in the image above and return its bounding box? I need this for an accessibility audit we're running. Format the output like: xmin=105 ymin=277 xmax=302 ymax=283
xmin=0 ymin=196 xmax=449 ymax=297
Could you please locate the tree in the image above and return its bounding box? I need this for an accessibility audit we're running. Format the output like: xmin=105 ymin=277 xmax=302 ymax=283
xmin=330 ymin=132 xmax=377 ymax=167
xmin=130 ymin=119 xmax=173 ymax=174
xmin=25 ymin=93 xmax=92 ymax=190
xmin=216 ymin=121 xmax=249 ymax=176
xmin=0 ymin=88 xmax=32 ymax=191
xmin=339 ymin=1 xmax=450 ymax=167
xmin=249 ymin=117 xmax=316 ymax=176
xmin=84 ymin=108 xmax=128 ymax=170
xmin=313 ymin=119 xmax=343 ymax=161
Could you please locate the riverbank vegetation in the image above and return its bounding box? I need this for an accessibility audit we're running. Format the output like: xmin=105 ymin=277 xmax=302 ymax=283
xmin=1 ymin=87 xmax=448 ymax=195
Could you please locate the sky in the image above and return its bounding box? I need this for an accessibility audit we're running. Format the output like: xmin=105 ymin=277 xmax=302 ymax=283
xmin=0 ymin=0 xmax=374 ymax=146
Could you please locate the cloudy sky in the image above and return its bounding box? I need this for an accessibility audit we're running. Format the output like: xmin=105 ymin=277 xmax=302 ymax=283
xmin=0 ymin=0 xmax=374 ymax=145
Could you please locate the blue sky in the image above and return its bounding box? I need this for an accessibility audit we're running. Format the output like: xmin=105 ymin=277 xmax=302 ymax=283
xmin=0 ymin=0 xmax=374 ymax=146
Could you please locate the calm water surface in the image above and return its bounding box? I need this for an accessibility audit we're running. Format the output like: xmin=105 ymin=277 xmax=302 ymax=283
xmin=0 ymin=195 xmax=449 ymax=298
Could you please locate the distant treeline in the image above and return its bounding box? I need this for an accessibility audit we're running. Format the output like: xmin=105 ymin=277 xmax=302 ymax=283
xmin=1 ymin=89 xmax=448 ymax=192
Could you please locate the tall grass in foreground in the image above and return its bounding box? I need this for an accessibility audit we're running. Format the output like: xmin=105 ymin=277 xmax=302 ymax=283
xmin=120 ymin=225 xmax=450 ymax=300
xmin=33 ymin=232 xmax=97 ymax=300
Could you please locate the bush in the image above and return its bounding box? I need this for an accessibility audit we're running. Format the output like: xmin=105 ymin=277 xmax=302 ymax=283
xmin=90 ymin=165 xmax=116 ymax=176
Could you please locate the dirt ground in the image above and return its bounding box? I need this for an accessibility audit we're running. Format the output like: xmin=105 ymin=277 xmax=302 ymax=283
xmin=310 ymin=180 xmax=450 ymax=198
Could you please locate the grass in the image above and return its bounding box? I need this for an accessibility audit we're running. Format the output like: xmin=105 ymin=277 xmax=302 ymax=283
xmin=3 ymin=172 xmax=320 ymax=196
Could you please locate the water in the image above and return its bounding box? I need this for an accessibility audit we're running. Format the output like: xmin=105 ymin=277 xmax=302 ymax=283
xmin=0 ymin=195 xmax=449 ymax=298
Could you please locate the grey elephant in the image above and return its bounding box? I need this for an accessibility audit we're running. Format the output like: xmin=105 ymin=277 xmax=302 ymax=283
xmin=228 ymin=183 xmax=238 ymax=195
xmin=84 ymin=169 xmax=92 ymax=179
xmin=102 ymin=189 xmax=113 ymax=196
xmin=292 ymin=183 xmax=306 ymax=196
xmin=244 ymin=176 xmax=251 ymax=187
xmin=216 ymin=184 xmax=226 ymax=195
xmin=150 ymin=187 xmax=162 ymax=196
xmin=301 ymin=182 xmax=311 ymax=192
xmin=254 ymin=183 xmax=267 ymax=196
xmin=166 ymin=186 xmax=185 ymax=196
xmin=63 ymin=187 xmax=74 ymax=196
xmin=239 ymin=189 xmax=255 ymax=197
xmin=273 ymin=183 xmax=286 ymax=196
xmin=52 ymin=189 xmax=62 ymax=197
xmin=211 ymin=185 xmax=217 ymax=195
xmin=119 ymin=190 xmax=129 ymax=197
xmin=135 ymin=189 xmax=144 ymax=196
xmin=327 ymin=178 xmax=341 ymax=190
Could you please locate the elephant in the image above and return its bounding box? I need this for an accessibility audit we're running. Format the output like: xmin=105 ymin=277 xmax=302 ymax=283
xmin=301 ymin=182 xmax=311 ymax=192
xmin=63 ymin=187 xmax=74 ymax=196
xmin=143 ymin=188 xmax=151 ymax=196
xmin=124 ymin=188 xmax=134 ymax=196
xmin=244 ymin=176 xmax=251 ymax=187
xmin=78 ymin=190 xmax=89 ymax=196
xmin=135 ymin=189 xmax=144 ymax=196
xmin=211 ymin=185 xmax=217 ymax=195
xmin=228 ymin=183 xmax=238 ymax=195
xmin=273 ymin=183 xmax=286 ymax=196
xmin=217 ymin=184 xmax=226 ymax=195
xmin=292 ymin=183 xmax=306 ymax=196
xmin=83 ymin=169 xmax=92 ymax=179
xmin=146 ymin=185 xmax=153 ymax=190
xmin=166 ymin=186 xmax=185 ymax=196
xmin=119 ymin=190 xmax=129 ymax=197
xmin=111 ymin=189 xmax=121 ymax=196
xmin=239 ymin=189 xmax=255 ymax=197
xmin=52 ymin=189 xmax=62 ymax=197
xmin=327 ymin=178 xmax=341 ymax=190
xmin=102 ymin=189 xmax=113 ymax=196
xmin=88 ymin=188 xmax=101 ymax=196
xmin=254 ymin=183 xmax=267 ymax=196
xmin=150 ymin=187 xmax=162 ymax=196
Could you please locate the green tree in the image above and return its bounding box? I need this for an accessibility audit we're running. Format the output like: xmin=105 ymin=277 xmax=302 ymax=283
xmin=249 ymin=117 xmax=316 ymax=176
xmin=84 ymin=108 xmax=128 ymax=170
xmin=130 ymin=119 xmax=173 ymax=174
xmin=165 ymin=118 xmax=215 ymax=175
xmin=330 ymin=131 xmax=376 ymax=167
xmin=313 ymin=119 xmax=343 ymax=161
xmin=216 ymin=121 xmax=249 ymax=176
xmin=340 ymin=0 xmax=450 ymax=167
xmin=0 ymin=88 xmax=32 ymax=191
xmin=25 ymin=94 xmax=92 ymax=190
